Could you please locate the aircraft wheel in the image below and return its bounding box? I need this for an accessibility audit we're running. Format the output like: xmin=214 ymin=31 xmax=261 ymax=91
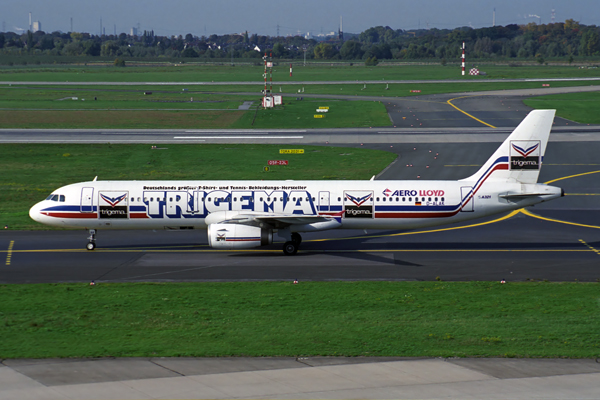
xmin=86 ymin=242 xmax=96 ymax=251
xmin=291 ymin=232 xmax=302 ymax=245
xmin=283 ymin=241 xmax=298 ymax=256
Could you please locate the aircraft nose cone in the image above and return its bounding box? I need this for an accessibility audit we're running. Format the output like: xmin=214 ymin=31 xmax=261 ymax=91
xmin=29 ymin=202 xmax=43 ymax=222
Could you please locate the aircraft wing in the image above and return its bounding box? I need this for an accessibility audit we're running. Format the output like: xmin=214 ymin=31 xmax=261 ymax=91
xmin=207 ymin=211 xmax=340 ymax=228
xmin=206 ymin=211 xmax=341 ymax=228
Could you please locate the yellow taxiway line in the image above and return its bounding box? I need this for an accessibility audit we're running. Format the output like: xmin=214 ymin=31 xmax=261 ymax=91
xmin=446 ymin=96 xmax=497 ymax=128
xmin=5 ymin=241 xmax=14 ymax=265
xmin=544 ymin=170 xmax=600 ymax=185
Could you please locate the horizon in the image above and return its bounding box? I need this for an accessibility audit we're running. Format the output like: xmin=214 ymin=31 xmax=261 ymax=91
xmin=3 ymin=0 xmax=600 ymax=38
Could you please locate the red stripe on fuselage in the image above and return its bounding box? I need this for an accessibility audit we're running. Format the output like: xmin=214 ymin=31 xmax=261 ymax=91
xmin=42 ymin=212 xmax=97 ymax=219
xmin=130 ymin=213 xmax=149 ymax=219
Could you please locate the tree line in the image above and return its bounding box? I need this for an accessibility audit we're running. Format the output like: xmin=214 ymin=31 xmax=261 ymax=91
xmin=1 ymin=19 xmax=599 ymax=63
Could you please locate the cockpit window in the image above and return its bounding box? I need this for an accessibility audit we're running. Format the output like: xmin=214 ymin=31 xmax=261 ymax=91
xmin=46 ymin=194 xmax=65 ymax=202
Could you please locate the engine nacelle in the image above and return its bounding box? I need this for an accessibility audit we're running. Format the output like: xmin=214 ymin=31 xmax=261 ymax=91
xmin=207 ymin=223 xmax=273 ymax=249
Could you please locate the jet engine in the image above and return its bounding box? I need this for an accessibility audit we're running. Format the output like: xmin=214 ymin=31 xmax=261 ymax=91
xmin=207 ymin=223 xmax=273 ymax=249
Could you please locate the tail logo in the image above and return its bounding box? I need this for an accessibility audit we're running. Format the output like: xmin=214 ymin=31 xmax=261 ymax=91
xmin=510 ymin=141 xmax=540 ymax=170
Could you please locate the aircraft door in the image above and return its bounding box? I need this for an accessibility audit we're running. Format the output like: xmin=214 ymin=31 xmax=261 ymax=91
xmin=460 ymin=186 xmax=474 ymax=212
xmin=80 ymin=187 xmax=95 ymax=213
xmin=318 ymin=191 xmax=330 ymax=212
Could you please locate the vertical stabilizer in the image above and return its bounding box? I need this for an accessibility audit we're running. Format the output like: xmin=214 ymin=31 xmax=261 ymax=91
xmin=462 ymin=110 xmax=555 ymax=184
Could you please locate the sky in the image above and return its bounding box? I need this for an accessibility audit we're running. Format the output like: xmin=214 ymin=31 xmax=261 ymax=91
xmin=4 ymin=0 xmax=600 ymax=37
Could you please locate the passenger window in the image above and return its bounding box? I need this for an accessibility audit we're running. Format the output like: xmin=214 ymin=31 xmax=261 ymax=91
xmin=376 ymin=197 xmax=380 ymax=201
xmin=338 ymin=197 xmax=341 ymax=201
xmin=402 ymin=197 xmax=406 ymax=202
xmin=382 ymin=197 xmax=386 ymax=202
xmin=150 ymin=198 xmax=154 ymax=202
xmin=409 ymin=197 xmax=412 ymax=201
xmin=435 ymin=197 xmax=438 ymax=201
xmin=169 ymin=197 xmax=173 ymax=202
xmin=428 ymin=197 xmax=431 ymax=202
xmin=260 ymin=197 xmax=263 ymax=201
xmin=441 ymin=197 xmax=445 ymax=202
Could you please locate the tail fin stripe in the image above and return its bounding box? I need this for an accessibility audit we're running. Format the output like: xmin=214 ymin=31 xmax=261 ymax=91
xmin=460 ymin=161 xmax=509 ymax=209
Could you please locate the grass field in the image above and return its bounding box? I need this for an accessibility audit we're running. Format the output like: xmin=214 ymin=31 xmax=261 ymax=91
xmin=523 ymin=91 xmax=600 ymax=124
xmin=2 ymin=63 xmax=600 ymax=82
xmin=2 ymin=78 xmax=598 ymax=128
xmin=0 ymin=85 xmax=392 ymax=129
xmin=0 ymin=144 xmax=396 ymax=230
xmin=1 ymin=281 xmax=598 ymax=358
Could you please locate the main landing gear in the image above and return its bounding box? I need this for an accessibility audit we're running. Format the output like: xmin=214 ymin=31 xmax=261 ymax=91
xmin=283 ymin=232 xmax=302 ymax=256
xmin=86 ymin=229 xmax=96 ymax=251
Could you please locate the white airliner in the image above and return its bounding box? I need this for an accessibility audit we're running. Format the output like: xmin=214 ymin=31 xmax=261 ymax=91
xmin=30 ymin=110 xmax=563 ymax=255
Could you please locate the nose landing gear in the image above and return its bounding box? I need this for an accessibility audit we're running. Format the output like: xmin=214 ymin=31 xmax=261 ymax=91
xmin=86 ymin=229 xmax=96 ymax=251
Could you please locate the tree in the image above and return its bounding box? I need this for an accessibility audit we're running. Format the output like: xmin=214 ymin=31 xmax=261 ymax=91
xmin=365 ymin=56 xmax=379 ymax=66
xmin=272 ymin=42 xmax=287 ymax=58
xmin=182 ymin=47 xmax=199 ymax=57
xmin=339 ymin=40 xmax=364 ymax=59
xmin=83 ymin=40 xmax=101 ymax=56
xmin=313 ymin=43 xmax=335 ymax=59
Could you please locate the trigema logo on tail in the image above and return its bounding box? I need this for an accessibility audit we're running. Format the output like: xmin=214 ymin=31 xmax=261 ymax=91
xmin=510 ymin=140 xmax=540 ymax=170
xmin=344 ymin=191 xmax=373 ymax=218
xmin=99 ymin=192 xmax=129 ymax=219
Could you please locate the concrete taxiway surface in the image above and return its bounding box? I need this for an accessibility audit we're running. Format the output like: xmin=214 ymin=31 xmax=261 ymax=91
xmin=3 ymin=140 xmax=599 ymax=284
xmin=2 ymin=357 xmax=600 ymax=400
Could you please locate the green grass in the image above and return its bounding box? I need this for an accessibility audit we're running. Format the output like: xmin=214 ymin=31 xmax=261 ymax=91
xmin=523 ymin=91 xmax=600 ymax=124
xmin=0 ymin=85 xmax=392 ymax=129
xmin=234 ymin=99 xmax=391 ymax=129
xmin=1 ymin=281 xmax=598 ymax=358
xmin=0 ymin=144 xmax=396 ymax=229
xmin=2 ymin=79 xmax=598 ymax=129
xmin=2 ymin=63 xmax=600 ymax=82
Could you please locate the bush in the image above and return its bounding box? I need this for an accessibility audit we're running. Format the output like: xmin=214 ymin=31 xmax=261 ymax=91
xmin=114 ymin=58 xmax=126 ymax=67
xmin=365 ymin=56 xmax=379 ymax=66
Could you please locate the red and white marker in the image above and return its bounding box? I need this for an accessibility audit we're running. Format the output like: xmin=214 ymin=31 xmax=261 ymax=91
xmin=462 ymin=42 xmax=465 ymax=76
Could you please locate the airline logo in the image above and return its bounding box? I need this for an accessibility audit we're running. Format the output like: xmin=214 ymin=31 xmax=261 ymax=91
xmin=344 ymin=191 xmax=373 ymax=218
xmin=510 ymin=141 xmax=540 ymax=170
xmin=99 ymin=192 xmax=129 ymax=218
xmin=100 ymin=193 xmax=127 ymax=207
